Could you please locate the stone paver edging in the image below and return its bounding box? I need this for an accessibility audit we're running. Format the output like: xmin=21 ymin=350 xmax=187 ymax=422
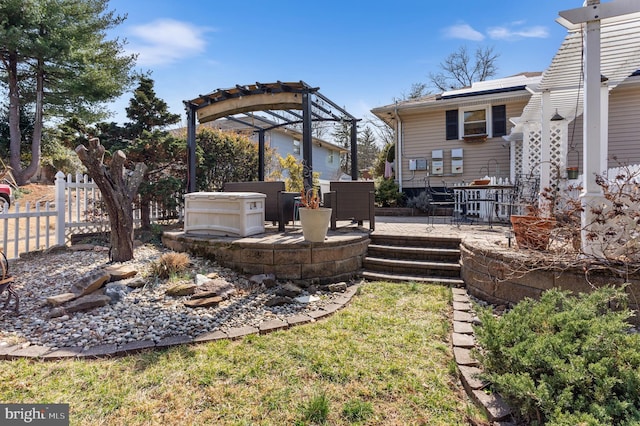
xmin=0 ymin=285 xmax=359 ymax=361
xmin=451 ymin=287 xmax=514 ymax=424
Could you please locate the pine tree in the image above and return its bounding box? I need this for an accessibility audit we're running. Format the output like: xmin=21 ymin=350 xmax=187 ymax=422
xmin=0 ymin=0 xmax=136 ymax=185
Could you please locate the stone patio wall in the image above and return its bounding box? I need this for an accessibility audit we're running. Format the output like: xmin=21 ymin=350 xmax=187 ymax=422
xmin=460 ymin=242 xmax=640 ymax=323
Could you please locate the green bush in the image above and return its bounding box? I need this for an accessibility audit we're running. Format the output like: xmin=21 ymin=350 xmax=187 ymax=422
xmin=374 ymin=177 xmax=405 ymax=207
xmin=474 ymin=286 xmax=640 ymax=425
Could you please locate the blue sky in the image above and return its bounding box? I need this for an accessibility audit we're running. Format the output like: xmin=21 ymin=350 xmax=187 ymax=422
xmin=105 ymin=0 xmax=582 ymax=126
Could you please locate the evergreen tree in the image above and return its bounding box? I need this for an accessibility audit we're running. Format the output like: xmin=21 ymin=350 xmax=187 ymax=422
xmin=332 ymin=119 xmax=353 ymax=175
xmin=357 ymin=126 xmax=380 ymax=176
xmin=0 ymin=0 xmax=136 ymax=185
xmin=123 ymin=77 xmax=183 ymax=229
xmin=126 ymin=75 xmax=180 ymax=137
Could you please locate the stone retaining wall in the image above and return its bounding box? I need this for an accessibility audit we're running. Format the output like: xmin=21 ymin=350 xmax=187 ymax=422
xmin=460 ymin=242 xmax=640 ymax=322
xmin=162 ymin=232 xmax=369 ymax=285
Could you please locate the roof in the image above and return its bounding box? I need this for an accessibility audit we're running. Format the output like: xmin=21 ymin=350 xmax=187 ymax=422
xmin=512 ymin=10 xmax=640 ymax=134
xmin=371 ymin=73 xmax=541 ymax=125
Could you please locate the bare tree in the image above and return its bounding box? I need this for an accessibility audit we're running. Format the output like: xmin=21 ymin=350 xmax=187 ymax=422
xmin=429 ymin=46 xmax=499 ymax=91
xmin=75 ymin=138 xmax=147 ymax=262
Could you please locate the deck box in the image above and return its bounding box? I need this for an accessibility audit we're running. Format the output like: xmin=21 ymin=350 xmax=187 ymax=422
xmin=184 ymin=192 xmax=266 ymax=237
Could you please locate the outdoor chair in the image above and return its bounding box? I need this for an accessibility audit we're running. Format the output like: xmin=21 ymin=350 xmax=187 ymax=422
xmin=323 ymin=181 xmax=375 ymax=230
xmin=0 ymin=250 xmax=18 ymax=314
xmin=223 ymin=181 xmax=296 ymax=231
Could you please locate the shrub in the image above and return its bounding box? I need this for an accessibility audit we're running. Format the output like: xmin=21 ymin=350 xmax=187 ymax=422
xmin=374 ymin=177 xmax=405 ymax=207
xmin=150 ymin=252 xmax=191 ymax=279
xmin=406 ymin=191 xmax=431 ymax=212
xmin=474 ymin=286 xmax=640 ymax=425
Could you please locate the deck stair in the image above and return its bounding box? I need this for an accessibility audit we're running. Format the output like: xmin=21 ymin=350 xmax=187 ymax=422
xmin=362 ymin=234 xmax=464 ymax=285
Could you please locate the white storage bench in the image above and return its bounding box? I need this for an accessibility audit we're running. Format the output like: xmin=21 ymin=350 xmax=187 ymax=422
xmin=184 ymin=192 xmax=266 ymax=237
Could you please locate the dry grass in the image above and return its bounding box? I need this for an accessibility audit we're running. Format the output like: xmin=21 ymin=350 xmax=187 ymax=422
xmin=0 ymin=282 xmax=486 ymax=425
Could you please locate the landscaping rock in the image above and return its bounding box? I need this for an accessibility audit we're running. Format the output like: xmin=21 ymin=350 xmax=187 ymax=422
xmin=249 ymin=273 xmax=277 ymax=288
xmin=324 ymin=282 xmax=347 ymax=293
xmin=196 ymin=279 xmax=236 ymax=299
xmin=265 ymin=296 xmax=293 ymax=307
xmin=276 ymin=283 xmax=303 ymax=297
xmin=166 ymin=283 xmax=197 ymax=296
xmin=104 ymin=283 xmax=132 ymax=304
xmin=65 ymin=293 xmax=111 ymax=313
xmin=126 ymin=278 xmax=146 ymax=289
xmin=184 ymin=296 xmax=222 ymax=308
xmin=47 ymin=307 xmax=66 ymax=319
xmin=46 ymin=293 xmax=77 ymax=306
xmin=103 ymin=265 xmax=138 ymax=282
xmin=70 ymin=270 xmax=110 ymax=297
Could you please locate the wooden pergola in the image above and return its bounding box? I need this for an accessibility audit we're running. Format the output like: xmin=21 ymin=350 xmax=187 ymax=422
xmin=183 ymin=81 xmax=359 ymax=192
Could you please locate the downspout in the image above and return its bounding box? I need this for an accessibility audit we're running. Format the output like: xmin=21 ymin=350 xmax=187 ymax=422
xmin=394 ymin=101 xmax=403 ymax=191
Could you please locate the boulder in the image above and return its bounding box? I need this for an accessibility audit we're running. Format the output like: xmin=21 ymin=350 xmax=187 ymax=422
xmin=70 ymin=270 xmax=110 ymax=297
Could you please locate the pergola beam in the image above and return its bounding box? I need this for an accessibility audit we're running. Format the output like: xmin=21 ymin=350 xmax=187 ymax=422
xmin=184 ymin=81 xmax=360 ymax=190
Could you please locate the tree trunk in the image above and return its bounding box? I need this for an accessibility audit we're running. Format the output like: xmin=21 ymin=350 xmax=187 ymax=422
xmin=75 ymin=138 xmax=147 ymax=262
xmin=7 ymin=51 xmax=43 ymax=186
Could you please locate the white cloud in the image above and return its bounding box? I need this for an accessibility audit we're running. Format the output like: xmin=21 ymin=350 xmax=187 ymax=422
xmin=441 ymin=24 xmax=485 ymax=41
xmin=127 ymin=19 xmax=211 ymax=66
xmin=487 ymin=24 xmax=549 ymax=41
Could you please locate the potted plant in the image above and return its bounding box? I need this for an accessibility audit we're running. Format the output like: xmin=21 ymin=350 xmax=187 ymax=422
xmin=566 ymin=166 xmax=579 ymax=179
xmin=510 ymin=163 xmax=560 ymax=250
xmin=298 ymin=188 xmax=332 ymax=242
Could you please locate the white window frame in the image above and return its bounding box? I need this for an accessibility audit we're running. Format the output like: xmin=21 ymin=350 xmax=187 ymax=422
xmin=459 ymin=104 xmax=492 ymax=138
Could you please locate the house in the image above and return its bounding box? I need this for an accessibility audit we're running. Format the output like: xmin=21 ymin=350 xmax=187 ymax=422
xmin=371 ymin=73 xmax=542 ymax=197
xmin=373 ymin=10 xmax=640 ymax=201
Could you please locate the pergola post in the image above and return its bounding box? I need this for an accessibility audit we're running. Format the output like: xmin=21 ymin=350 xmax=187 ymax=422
xmin=258 ymin=130 xmax=265 ymax=181
xmin=185 ymin=102 xmax=197 ymax=193
xmin=350 ymin=119 xmax=358 ymax=180
xmin=302 ymin=90 xmax=313 ymax=190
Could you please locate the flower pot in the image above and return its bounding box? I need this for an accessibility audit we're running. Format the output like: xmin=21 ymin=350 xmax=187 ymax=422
xmin=299 ymin=207 xmax=332 ymax=242
xmin=566 ymin=167 xmax=579 ymax=179
xmin=510 ymin=215 xmax=555 ymax=250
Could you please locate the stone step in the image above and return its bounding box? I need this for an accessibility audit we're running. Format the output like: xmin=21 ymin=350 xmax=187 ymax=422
xmin=367 ymin=243 xmax=460 ymax=262
xmin=369 ymin=234 xmax=461 ymax=250
xmin=363 ymin=257 xmax=461 ymax=277
xmin=362 ymin=270 xmax=464 ymax=286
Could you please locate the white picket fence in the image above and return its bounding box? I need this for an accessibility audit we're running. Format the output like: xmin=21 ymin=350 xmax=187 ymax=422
xmin=0 ymin=171 xmax=183 ymax=260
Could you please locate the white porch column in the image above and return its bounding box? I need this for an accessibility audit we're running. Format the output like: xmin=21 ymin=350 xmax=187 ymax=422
xmin=539 ymin=90 xmax=552 ymax=216
xmin=559 ymin=0 xmax=640 ymax=256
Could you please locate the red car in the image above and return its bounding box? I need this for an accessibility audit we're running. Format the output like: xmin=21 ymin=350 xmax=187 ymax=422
xmin=0 ymin=184 xmax=12 ymax=211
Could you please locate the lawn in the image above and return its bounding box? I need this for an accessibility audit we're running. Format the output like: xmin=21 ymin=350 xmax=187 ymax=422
xmin=0 ymin=282 xmax=485 ymax=425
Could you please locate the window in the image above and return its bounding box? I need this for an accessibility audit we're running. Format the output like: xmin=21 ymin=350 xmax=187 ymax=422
xmin=445 ymin=104 xmax=507 ymax=140
xmin=293 ymin=140 xmax=300 ymax=154
xmin=327 ymin=151 xmax=334 ymax=164
xmin=463 ymin=108 xmax=487 ymax=137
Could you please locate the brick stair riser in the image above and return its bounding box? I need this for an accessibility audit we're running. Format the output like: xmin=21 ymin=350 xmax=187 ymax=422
xmin=361 ymin=272 xmax=464 ymax=286
xmin=363 ymin=260 xmax=461 ymax=278
xmin=370 ymin=236 xmax=461 ymax=251
xmin=367 ymin=247 xmax=460 ymax=262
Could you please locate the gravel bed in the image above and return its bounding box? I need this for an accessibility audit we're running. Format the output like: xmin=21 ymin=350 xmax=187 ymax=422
xmin=0 ymin=244 xmax=350 ymax=351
